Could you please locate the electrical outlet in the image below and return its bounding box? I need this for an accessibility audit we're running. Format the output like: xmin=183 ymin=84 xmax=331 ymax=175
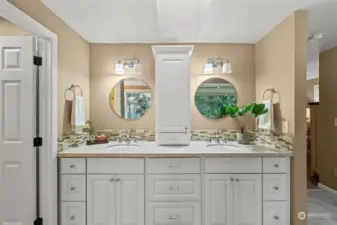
xmin=282 ymin=121 xmax=289 ymax=134
xmin=334 ymin=168 xmax=337 ymax=177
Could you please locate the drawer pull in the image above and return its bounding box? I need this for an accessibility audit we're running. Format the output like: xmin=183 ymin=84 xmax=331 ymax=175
xmin=230 ymin=177 xmax=234 ymax=182
xmin=236 ymin=178 xmax=240 ymax=182
xmin=110 ymin=178 xmax=115 ymax=182
xmin=168 ymin=164 xmax=180 ymax=168
xmin=69 ymin=164 xmax=75 ymax=168
xmin=169 ymin=186 xmax=180 ymax=191
xmin=70 ymin=186 xmax=76 ymax=191
xmin=116 ymin=178 xmax=121 ymax=182
xmin=274 ymin=216 xmax=279 ymax=220
xmin=168 ymin=215 xmax=179 ymax=220
xmin=274 ymin=164 xmax=279 ymax=168
xmin=70 ymin=216 xmax=75 ymax=220
xmin=273 ymin=186 xmax=279 ymax=190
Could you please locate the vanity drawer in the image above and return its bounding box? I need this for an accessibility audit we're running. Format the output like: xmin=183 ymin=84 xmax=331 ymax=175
xmin=61 ymin=202 xmax=86 ymax=225
xmin=205 ymin=157 xmax=262 ymax=173
xmin=147 ymin=174 xmax=201 ymax=202
xmin=87 ymin=158 xmax=144 ymax=174
xmin=147 ymin=202 xmax=201 ymax=225
xmin=146 ymin=158 xmax=200 ymax=174
xmin=263 ymin=174 xmax=287 ymax=201
xmin=60 ymin=158 xmax=86 ymax=174
xmin=263 ymin=201 xmax=288 ymax=225
xmin=263 ymin=157 xmax=288 ymax=173
xmin=61 ymin=175 xmax=86 ymax=201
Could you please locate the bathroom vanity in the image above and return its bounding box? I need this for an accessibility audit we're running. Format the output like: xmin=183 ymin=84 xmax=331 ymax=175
xmin=58 ymin=142 xmax=292 ymax=225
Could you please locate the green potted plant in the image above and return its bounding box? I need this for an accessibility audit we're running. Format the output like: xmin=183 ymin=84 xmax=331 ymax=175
xmin=221 ymin=103 xmax=268 ymax=144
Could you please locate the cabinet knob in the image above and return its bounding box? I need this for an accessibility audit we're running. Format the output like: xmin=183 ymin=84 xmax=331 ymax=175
xmin=274 ymin=216 xmax=279 ymax=220
xmin=274 ymin=164 xmax=279 ymax=168
xmin=236 ymin=178 xmax=240 ymax=182
xmin=230 ymin=178 xmax=234 ymax=181
xmin=70 ymin=186 xmax=76 ymax=191
xmin=70 ymin=216 xmax=75 ymax=220
xmin=273 ymin=186 xmax=279 ymax=190
xmin=69 ymin=164 xmax=75 ymax=168
xmin=116 ymin=178 xmax=120 ymax=182
xmin=110 ymin=178 xmax=115 ymax=182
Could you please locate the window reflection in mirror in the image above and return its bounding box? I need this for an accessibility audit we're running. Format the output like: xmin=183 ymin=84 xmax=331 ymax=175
xmin=109 ymin=78 xmax=151 ymax=120
xmin=195 ymin=78 xmax=237 ymax=120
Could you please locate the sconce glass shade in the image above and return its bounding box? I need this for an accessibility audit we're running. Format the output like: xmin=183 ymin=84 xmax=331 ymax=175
xmin=133 ymin=63 xmax=142 ymax=74
xmin=204 ymin=63 xmax=214 ymax=74
xmin=222 ymin=61 xmax=232 ymax=74
xmin=114 ymin=63 xmax=124 ymax=74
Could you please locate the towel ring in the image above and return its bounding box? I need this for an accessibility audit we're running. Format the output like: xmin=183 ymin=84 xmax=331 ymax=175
xmin=263 ymin=88 xmax=276 ymax=102
xmin=64 ymin=84 xmax=83 ymax=101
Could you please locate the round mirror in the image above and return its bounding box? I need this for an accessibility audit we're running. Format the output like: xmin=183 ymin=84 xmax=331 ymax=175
xmin=109 ymin=78 xmax=151 ymax=120
xmin=195 ymin=78 xmax=237 ymax=119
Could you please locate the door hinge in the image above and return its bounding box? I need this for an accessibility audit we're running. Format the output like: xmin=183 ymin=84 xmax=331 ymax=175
xmin=33 ymin=137 xmax=43 ymax=147
xmin=34 ymin=217 xmax=43 ymax=225
xmin=33 ymin=56 xmax=43 ymax=66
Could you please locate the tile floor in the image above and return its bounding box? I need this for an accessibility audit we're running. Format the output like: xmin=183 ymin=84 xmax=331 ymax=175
xmin=308 ymin=189 xmax=337 ymax=225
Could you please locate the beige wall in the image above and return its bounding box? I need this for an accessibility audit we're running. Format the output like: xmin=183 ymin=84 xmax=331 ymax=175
xmin=8 ymin=0 xmax=90 ymax=135
xmin=0 ymin=17 xmax=31 ymax=36
xmin=90 ymin=43 xmax=256 ymax=130
xmin=306 ymin=78 xmax=319 ymax=103
xmin=319 ymin=47 xmax=337 ymax=191
xmin=255 ymin=11 xmax=307 ymax=225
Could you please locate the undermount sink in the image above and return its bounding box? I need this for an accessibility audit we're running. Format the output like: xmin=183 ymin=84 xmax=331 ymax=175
xmin=105 ymin=143 xmax=140 ymax=151
xmin=206 ymin=143 xmax=241 ymax=150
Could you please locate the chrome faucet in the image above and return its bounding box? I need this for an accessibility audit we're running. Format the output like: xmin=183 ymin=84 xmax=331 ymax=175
xmin=118 ymin=130 xmax=137 ymax=145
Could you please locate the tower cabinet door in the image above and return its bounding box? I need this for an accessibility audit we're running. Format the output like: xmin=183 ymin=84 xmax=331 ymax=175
xmin=234 ymin=174 xmax=262 ymax=225
xmin=115 ymin=175 xmax=144 ymax=225
xmin=205 ymin=174 xmax=234 ymax=225
xmin=87 ymin=175 xmax=116 ymax=225
xmin=155 ymin=55 xmax=190 ymax=133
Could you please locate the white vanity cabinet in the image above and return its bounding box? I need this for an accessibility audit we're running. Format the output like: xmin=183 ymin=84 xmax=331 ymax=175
xmin=59 ymin=155 xmax=290 ymax=225
xmin=204 ymin=159 xmax=262 ymax=225
xmin=87 ymin=174 xmax=144 ymax=225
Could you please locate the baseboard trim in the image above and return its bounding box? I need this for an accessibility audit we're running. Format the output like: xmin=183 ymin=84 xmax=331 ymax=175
xmin=318 ymin=182 xmax=337 ymax=198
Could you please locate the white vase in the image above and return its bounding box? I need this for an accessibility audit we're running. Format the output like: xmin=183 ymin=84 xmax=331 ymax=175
xmin=236 ymin=132 xmax=250 ymax=145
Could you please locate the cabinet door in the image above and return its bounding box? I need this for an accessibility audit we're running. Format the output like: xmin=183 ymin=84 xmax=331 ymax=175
xmin=155 ymin=55 xmax=190 ymax=132
xmin=87 ymin=175 xmax=116 ymax=225
xmin=116 ymin=175 xmax=144 ymax=225
xmin=205 ymin=174 xmax=234 ymax=225
xmin=234 ymin=174 xmax=262 ymax=225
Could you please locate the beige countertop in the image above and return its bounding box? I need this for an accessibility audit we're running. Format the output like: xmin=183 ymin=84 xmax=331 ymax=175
xmin=58 ymin=141 xmax=293 ymax=158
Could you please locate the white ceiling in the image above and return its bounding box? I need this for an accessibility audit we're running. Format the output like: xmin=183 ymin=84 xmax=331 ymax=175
xmin=41 ymin=0 xmax=335 ymax=44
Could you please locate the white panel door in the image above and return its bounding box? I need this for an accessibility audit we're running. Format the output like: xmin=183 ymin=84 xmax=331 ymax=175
xmin=205 ymin=174 xmax=234 ymax=225
xmin=87 ymin=175 xmax=116 ymax=225
xmin=115 ymin=175 xmax=144 ymax=225
xmin=155 ymin=55 xmax=190 ymax=133
xmin=234 ymin=174 xmax=262 ymax=225
xmin=0 ymin=37 xmax=35 ymax=225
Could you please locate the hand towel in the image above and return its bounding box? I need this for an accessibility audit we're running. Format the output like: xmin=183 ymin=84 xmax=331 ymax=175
xmin=71 ymin=96 xmax=86 ymax=127
xmin=258 ymin=100 xmax=274 ymax=130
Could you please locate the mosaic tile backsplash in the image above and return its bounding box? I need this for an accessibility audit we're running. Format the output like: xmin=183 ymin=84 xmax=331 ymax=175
xmin=58 ymin=129 xmax=293 ymax=152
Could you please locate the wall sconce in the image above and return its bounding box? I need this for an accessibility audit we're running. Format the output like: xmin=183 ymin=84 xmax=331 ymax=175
xmin=114 ymin=57 xmax=142 ymax=75
xmin=203 ymin=56 xmax=232 ymax=74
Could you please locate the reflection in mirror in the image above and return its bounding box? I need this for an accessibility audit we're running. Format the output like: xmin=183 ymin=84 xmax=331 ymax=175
xmin=109 ymin=78 xmax=151 ymax=120
xmin=195 ymin=78 xmax=237 ymax=119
